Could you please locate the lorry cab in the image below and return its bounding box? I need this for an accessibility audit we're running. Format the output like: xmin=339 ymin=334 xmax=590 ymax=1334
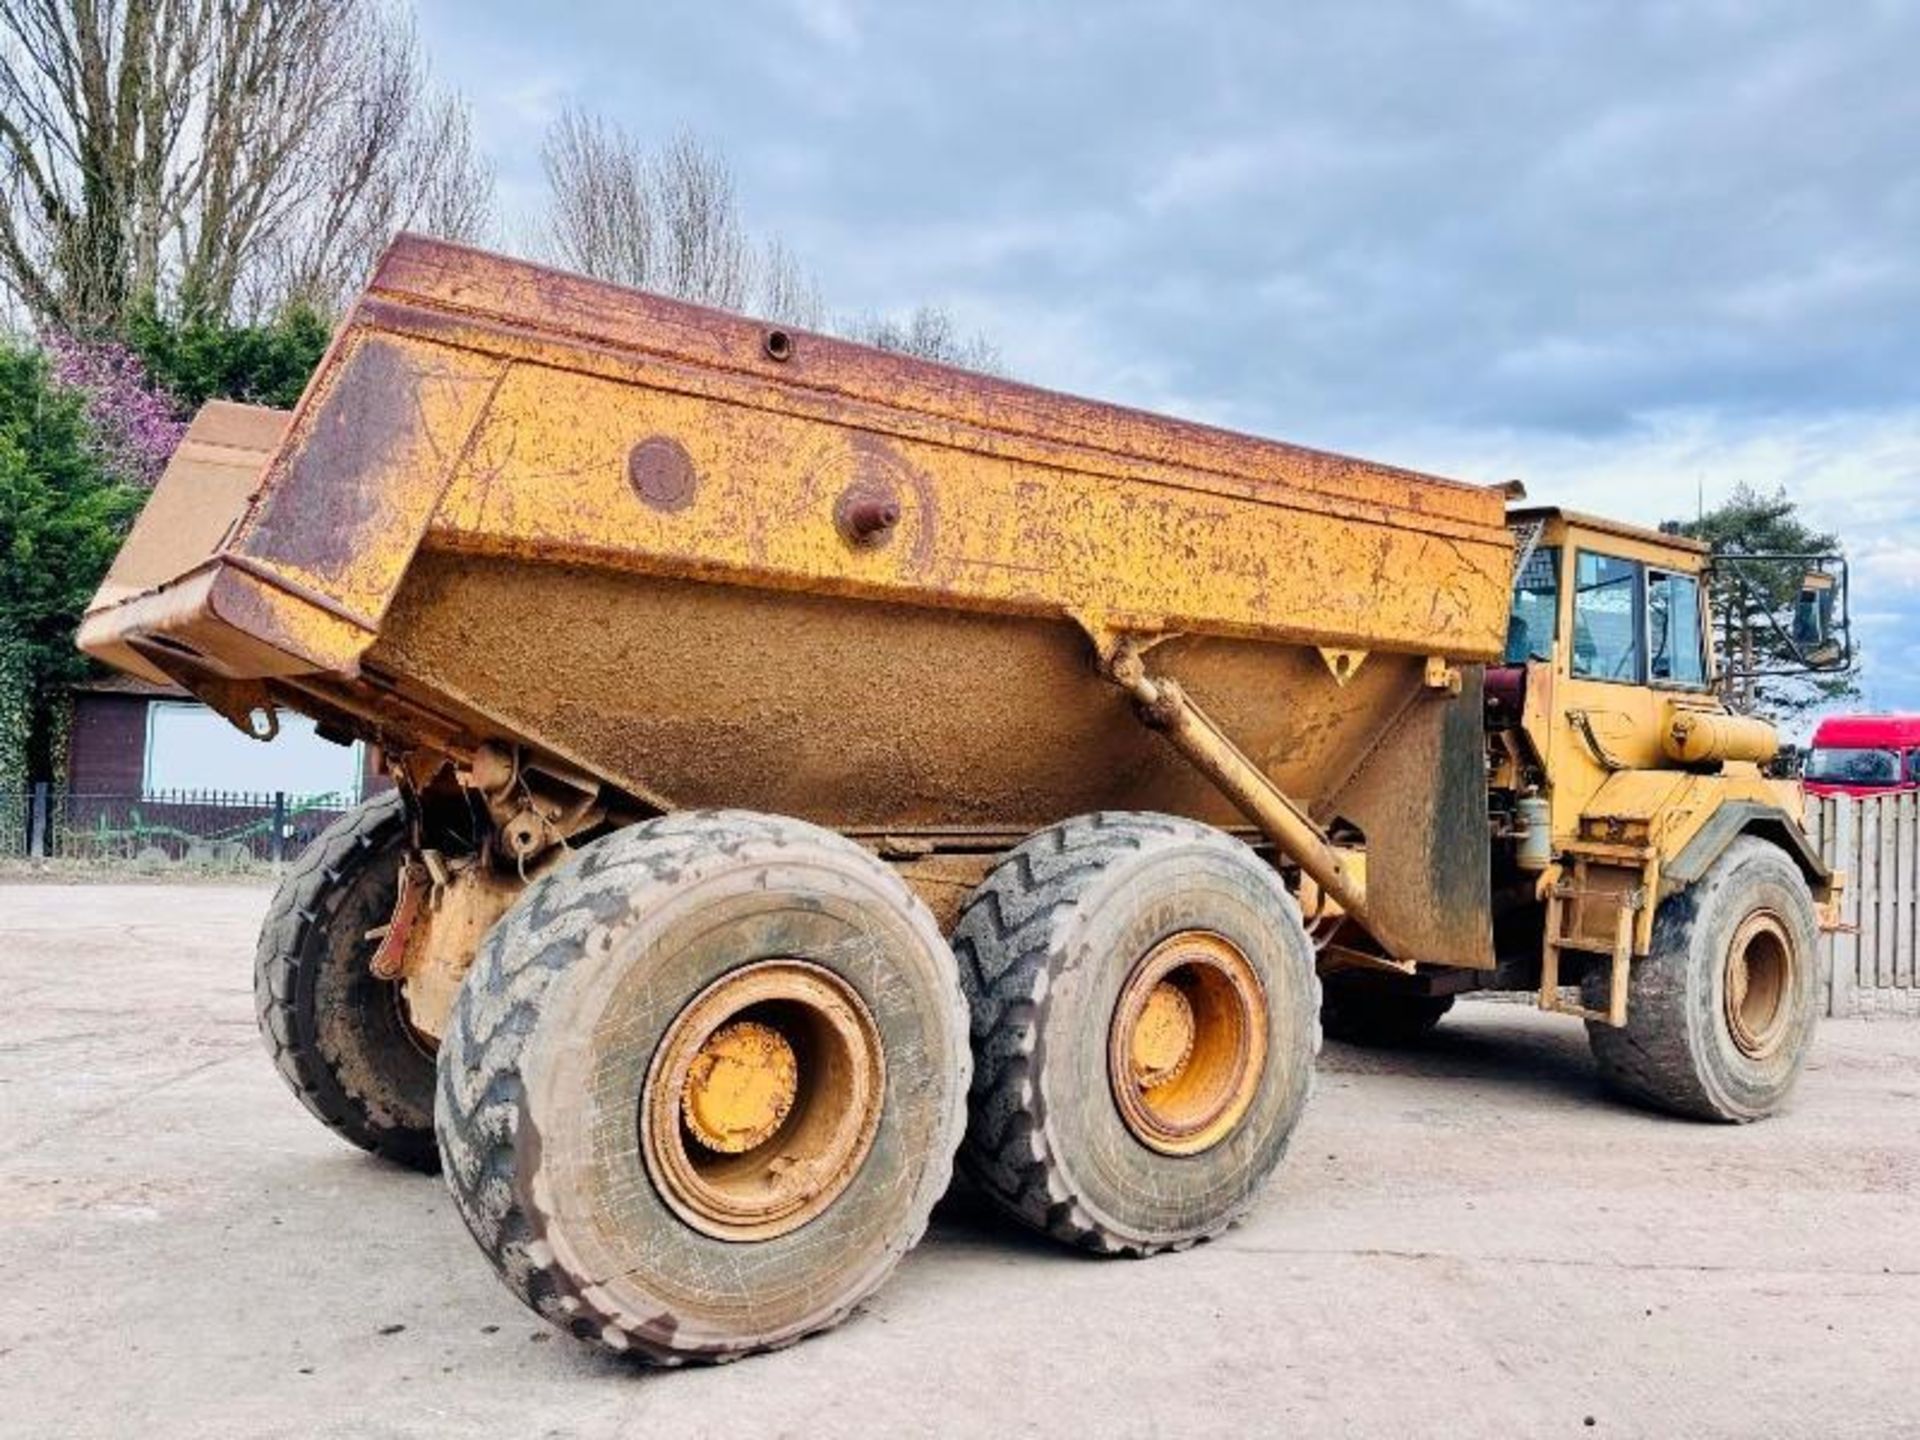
xmin=1485 ymin=506 xmax=1836 ymax=1042
xmin=1493 ymin=506 xmax=1774 ymax=849
xmin=1804 ymin=714 xmax=1920 ymax=796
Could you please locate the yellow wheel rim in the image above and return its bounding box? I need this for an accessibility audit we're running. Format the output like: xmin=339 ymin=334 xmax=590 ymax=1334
xmin=642 ymin=960 xmax=885 ymax=1242
xmin=1109 ymin=932 xmax=1268 ymax=1156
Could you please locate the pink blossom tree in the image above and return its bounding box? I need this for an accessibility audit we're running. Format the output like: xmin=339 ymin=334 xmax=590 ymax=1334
xmin=40 ymin=331 xmax=188 ymax=488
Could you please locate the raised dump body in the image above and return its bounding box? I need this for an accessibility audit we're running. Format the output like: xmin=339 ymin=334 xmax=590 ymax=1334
xmin=82 ymin=235 xmax=1513 ymax=965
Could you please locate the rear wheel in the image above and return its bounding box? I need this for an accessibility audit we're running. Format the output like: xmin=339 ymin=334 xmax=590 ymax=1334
xmin=254 ymin=791 xmax=438 ymax=1171
xmin=434 ymin=810 xmax=969 ymax=1364
xmin=1584 ymin=837 xmax=1819 ymax=1122
xmin=953 ymin=812 xmax=1318 ymax=1255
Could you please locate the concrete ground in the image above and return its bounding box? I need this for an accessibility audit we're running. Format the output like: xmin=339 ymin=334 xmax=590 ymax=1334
xmin=2 ymin=882 xmax=1917 ymax=1440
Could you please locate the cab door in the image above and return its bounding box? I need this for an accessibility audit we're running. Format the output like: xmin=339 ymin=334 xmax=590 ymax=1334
xmin=1547 ymin=544 xmax=1711 ymax=845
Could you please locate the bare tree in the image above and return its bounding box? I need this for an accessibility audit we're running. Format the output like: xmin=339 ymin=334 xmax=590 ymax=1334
xmin=540 ymin=107 xmax=652 ymax=289
xmin=261 ymin=7 xmax=495 ymax=316
xmin=0 ymin=0 xmax=205 ymax=326
xmin=539 ymin=109 xmax=820 ymax=323
xmin=0 ymin=0 xmax=492 ymax=330
xmin=648 ymin=132 xmax=748 ymax=311
xmin=537 ymin=109 xmax=1001 ymax=369
xmin=845 ymin=304 xmax=1004 ymax=374
xmin=757 ymin=236 xmax=823 ymax=328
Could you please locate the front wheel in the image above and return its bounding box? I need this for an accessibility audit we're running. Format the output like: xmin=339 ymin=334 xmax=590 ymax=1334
xmin=1584 ymin=837 xmax=1819 ymax=1122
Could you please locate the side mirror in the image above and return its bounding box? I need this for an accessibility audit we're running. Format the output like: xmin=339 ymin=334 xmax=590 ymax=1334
xmin=1792 ymin=572 xmax=1843 ymax=667
xmin=1708 ymin=552 xmax=1850 ymax=680
xmin=1789 ymin=576 xmax=1835 ymax=664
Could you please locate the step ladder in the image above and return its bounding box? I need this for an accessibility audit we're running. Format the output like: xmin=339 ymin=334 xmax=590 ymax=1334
xmin=1538 ymin=855 xmax=1644 ymax=1028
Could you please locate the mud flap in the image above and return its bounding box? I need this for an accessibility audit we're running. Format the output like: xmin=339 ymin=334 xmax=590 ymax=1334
xmin=1322 ymin=667 xmax=1494 ymax=968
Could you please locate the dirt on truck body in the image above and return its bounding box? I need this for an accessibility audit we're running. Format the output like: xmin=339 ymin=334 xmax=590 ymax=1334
xmin=79 ymin=235 xmax=1849 ymax=1364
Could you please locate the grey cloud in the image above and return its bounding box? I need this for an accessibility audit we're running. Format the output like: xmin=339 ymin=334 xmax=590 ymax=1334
xmin=424 ymin=0 xmax=1920 ymax=706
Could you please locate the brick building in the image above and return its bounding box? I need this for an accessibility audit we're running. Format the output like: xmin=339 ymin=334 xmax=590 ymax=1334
xmin=67 ymin=674 xmax=377 ymax=801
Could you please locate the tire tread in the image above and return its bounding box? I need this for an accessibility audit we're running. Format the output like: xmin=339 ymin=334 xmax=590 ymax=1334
xmin=434 ymin=809 xmax=969 ymax=1365
xmin=952 ymin=811 xmax=1321 ymax=1256
xmin=253 ymin=791 xmax=435 ymax=1171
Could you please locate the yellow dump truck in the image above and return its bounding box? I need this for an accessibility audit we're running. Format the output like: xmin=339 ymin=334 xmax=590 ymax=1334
xmin=80 ymin=237 xmax=1847 ymax=1364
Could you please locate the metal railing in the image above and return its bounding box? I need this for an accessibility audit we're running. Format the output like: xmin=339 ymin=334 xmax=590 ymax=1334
xmin=4 ymin=785 xmax=359 ymax=867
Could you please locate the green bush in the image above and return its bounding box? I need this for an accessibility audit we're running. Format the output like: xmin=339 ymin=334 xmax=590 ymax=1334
xmin=0 ymin=339 xmax=144 ymax=785
xmin=125 ymin=303 xmax=332 ymax=411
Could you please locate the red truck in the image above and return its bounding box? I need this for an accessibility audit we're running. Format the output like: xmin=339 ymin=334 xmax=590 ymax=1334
xmin=1803 ymin=715 xmax=1920 ymax=796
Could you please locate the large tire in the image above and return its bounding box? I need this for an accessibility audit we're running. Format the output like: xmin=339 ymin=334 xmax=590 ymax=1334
xmin=1584 ymin=837 xmax=1819 ymax=1122
xmin=434 ymin=810 xmax=970 ymax=1364
xmin=1321 ymin=979 xmax=1454 ymax=1047
xmin=254 ymin=790 xmax=438 ymax=1171
xmin=953 ymin=812 xmax=1319 ymax=1256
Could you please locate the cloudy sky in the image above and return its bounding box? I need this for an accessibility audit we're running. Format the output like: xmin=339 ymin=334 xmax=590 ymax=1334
xmin=416 ymin=0 xmax=1919 ymax=715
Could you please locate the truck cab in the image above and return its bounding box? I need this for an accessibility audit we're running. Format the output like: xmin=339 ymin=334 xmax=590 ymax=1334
xmin=1483 ymin=507 xmax=1836 ymax=1045
xmin=1491 ymin=507 xmax=1795 ymax=865
xmin=1804 ymin=714 xmax=1920 ymax=796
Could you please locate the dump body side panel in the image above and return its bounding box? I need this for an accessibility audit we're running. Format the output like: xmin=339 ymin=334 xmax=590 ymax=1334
xmin=364 ymin=553 xmax=1453 ymax=831
xmin=82 ymin=402 xmax=289 ymax=685
xmin=81 ymin=236 xmax=1516 ymax=968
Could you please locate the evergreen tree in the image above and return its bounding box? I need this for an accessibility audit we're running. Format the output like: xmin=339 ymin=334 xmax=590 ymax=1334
xmin=0 ymin=340 xmax=143 ymax=788
xmin=1674 ymin=485 xmax=1858 ymax=719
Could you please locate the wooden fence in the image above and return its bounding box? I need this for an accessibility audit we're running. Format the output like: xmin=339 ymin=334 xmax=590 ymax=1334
xmin=1809 ymin=793 xmax=1920 ymax=1018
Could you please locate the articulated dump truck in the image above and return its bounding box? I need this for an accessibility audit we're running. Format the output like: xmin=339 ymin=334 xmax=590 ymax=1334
xmin=81 ymin=237 xmax=1847 ymax=1364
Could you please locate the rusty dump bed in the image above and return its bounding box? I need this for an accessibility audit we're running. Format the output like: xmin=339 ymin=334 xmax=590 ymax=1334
xmin=82 ymin=235 xmax=1514 ymax=963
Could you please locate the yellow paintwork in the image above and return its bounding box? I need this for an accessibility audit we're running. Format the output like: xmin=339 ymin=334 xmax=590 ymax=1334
xmin=1109 ymin=932 xmax=1269 ymax=1156
xmin=1513 ymin=509 xmax=1818 ymax=959
xmin=424 ymin=357 xmax=1510 ymax=659
xmin=1664 ymin=711 xmax=1778 ymax=766
xmin=81 ymin=240 xmax=1512 ymax=681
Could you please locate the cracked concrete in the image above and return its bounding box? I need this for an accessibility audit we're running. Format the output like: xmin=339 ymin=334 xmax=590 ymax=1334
xmin=2 ymin=880 xmax=1917 ymax=1438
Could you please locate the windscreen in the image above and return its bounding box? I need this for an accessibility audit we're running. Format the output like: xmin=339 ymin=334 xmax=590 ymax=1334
xmin=1804 ymin=747 xmax=1901 ymax=785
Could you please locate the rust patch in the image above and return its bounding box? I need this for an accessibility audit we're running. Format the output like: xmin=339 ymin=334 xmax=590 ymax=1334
xmin=628 ymin=436 xmax=698 ymax=512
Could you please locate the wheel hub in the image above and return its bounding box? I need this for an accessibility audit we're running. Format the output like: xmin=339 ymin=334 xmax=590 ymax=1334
xmin=642 ymin=960 xmax=885 ymax=1242
xmin=681 ymin=1020 xmax=799 ymax=1154
xmin=1109 ymin=931 xmax=1268 ymax=1156
xmin=1724 ymin=909 xmax=1795 ymax=1060
xmin=1129 ymin=982 xmax=1197 ymax=1088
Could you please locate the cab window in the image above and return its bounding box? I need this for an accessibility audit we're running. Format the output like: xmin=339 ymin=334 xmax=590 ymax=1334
xmin=1647 ymin=570 xmax=1707 ymax=687
xmin=1571 ymin=551 xmax=1640 ymax=681
xmin=1505 ymin=546 xmax=1559 ymax=663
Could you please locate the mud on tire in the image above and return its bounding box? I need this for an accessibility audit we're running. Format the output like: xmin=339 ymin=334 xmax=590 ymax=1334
xmin=1584 ymin=836 xmax=1819 ymax=1122
xmin=254 ymin=790 xmax=438 ymax=1171
xmin=433 ymin=810 xmax=970 ymax=1364
xmin=953 ymin=812 xmax=1319 ymax=1256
